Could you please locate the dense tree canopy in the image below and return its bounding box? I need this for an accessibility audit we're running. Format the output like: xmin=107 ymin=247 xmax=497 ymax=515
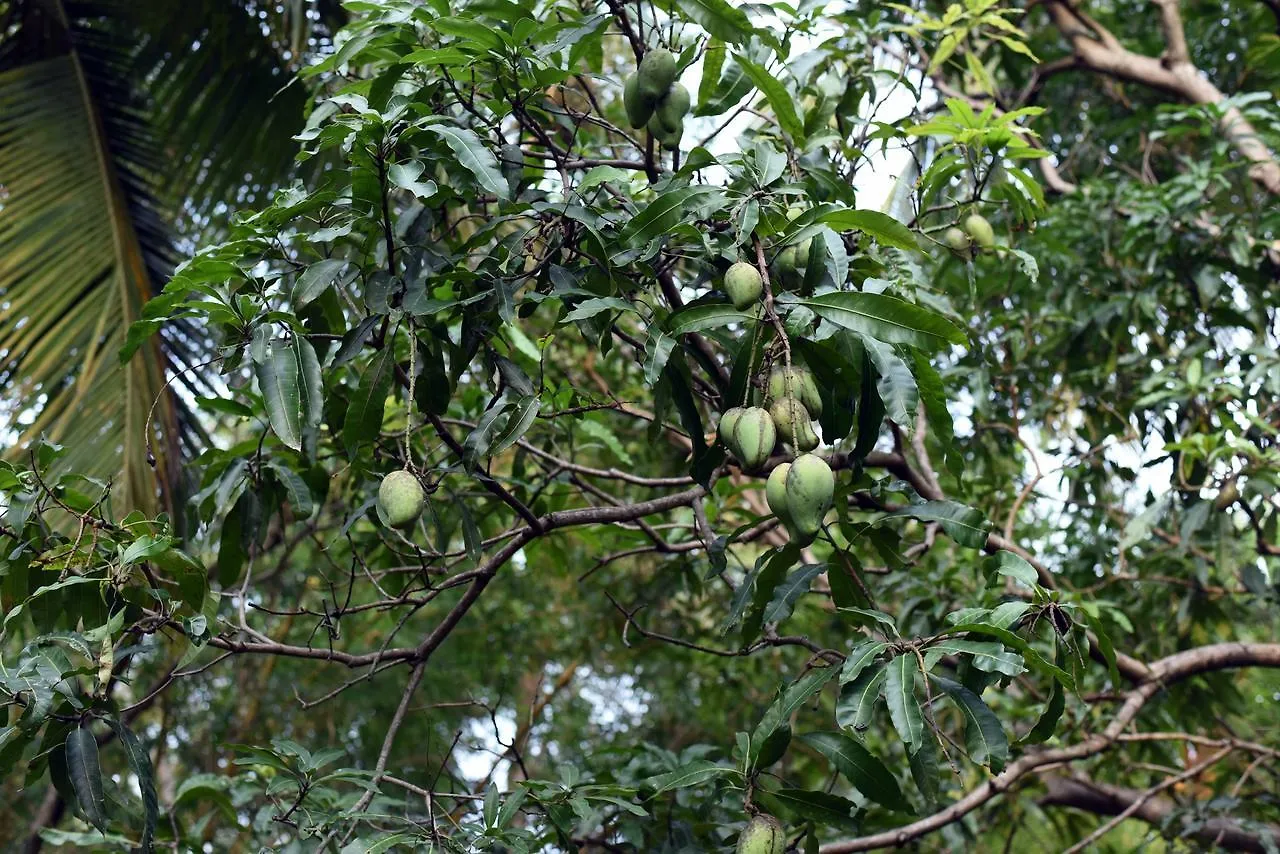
xmin=2 ymin=0 xmax=1280 ymax=852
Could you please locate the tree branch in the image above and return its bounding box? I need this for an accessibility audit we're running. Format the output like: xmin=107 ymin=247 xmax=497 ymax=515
xmin=1044 ymin=0 xmax=1280 ymax=194
xmin=1042 ymin=774 xmax=1280 ymax=852
xmin=818 ymin=642 xmax=1280 ymax=852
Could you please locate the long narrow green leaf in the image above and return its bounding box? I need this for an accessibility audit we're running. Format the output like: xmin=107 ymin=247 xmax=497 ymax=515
xmin=804 ymin=293 xmax=966 ymax=350
xmin=799 ymin=732 xmax=911 ymax=812
xmin=423 ymin=123 xmax=509 ymax=199
xmin=106 ymin=718 xmax=158 ymax=851
xmin=819 ymin=209 xmax=918 ymax=250
xmin=735 ymin=56 xmax=803 ymax=140
xmin=933 ymin=676 xmax=1008 ymax=771
xmin=255 ymin=338 xmax=303 ymax=451
xmin=836 ymin=663 xmax=885 ymax=733
xmin=65 ymin=726 xmax=108 ymax=831
xmin=674 ymin=0 xmax=753 ymax=43
xmin=342 ymin=348 xmax=395 ymax=451
xmin=883 ymin=655 xmax=924 ymax=752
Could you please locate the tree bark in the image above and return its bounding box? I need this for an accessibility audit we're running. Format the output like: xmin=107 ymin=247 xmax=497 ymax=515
xmin=1042 ymin=775 xmax=1280 ymax=852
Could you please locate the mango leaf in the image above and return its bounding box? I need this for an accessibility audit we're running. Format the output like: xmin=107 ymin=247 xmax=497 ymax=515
xmin=933 ymin=676 xmax=1008 ymax=771
xmin=835 ymin=663 xmax=885 ymax=734
xmin=642 ymin=760 xmax=737 ymax=795
xmin=753 ymin=665 xmax=839 ymax=751
xmin=617 ymin=187 xmax=716 ymax=247
xmin=887 ymin=500 xmax=991 ymax=549
xmin=65 ymin=725 xmax=107 ymax=831
xmin=296 ymin=336 xmax=324 ymax=452
xmin=342 ymin=347 xmax=395 ymax=452
xmin=667 ymin=303 xmax=756 ymax=335
xmin=106 ymin=717 xmax=157 ymax=851
xmin=422 ymin=123 xmax=509 ymax=200
xmin=883 ymin=654 xmax=923 ymax=752
xmin=924 ymin=639 xmax=1024 ymax=677
xmin=819 ymin=209 xmax=918 ymax=250
xmin=675 ymin=0 xmax=753 ymax=43
xmin=1025 ymin=666 xmax=1066 ymax=744
xmin=986 ymin=551 xmax=1038 ymax=588
xmin=696 ymin=53 xmax=754 ymax=117
xmin=839 ymin=640 xmax=887 ymax=685
xmin=804 ymin=293 xmax=965 ymax=350
xmin=267 ymin=461 xmax=315 ymax=519
xmin=799 ymin=732 xmax=911 ymax=812
xmin=734 ymin=56 xmax=803 ymax=140
xmin=255 ymin=338 xmax=303 ymax=451
xmin=762 ymin=563 xmax=824 ymax=626
xmin=754 ymin=788 xmax=859 ymax=832
xmin=908 ymin=737 xmax=939 ymax=808
xmin=944 ymin=622 xmax=1075 ymax=690
xmin=293 ymin=259 xmax=347 ymax=306
xmin=742 ymin=543 xmax=800 ymax=643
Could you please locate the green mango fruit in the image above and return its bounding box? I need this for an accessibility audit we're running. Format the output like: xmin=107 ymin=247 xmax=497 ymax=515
xmin=785 ymin=453 xmax=834 ymax=538
xmin=654 ymin=82 xmax=690 ymax=133
xmin=943 ymin=226 xmax=971 ymax=253
xmin=728 ymin=406 xmax=776 ymax=471
xmin=377 ymin=470 xmax=425 ymax=529
xmin=963 ymin=213 xmax=996 ymax=249
xmin=718 ymin=407 xmax=745 ymax=447
xmin=767 ymin=365 xmax=822 ymax=417
xmin=769 ymin=397 xmax=818 ymax=451
xmin=772 ymin=237 xmax=811 ymax=291
xmin=636 ymin=47 xmax=677 ymax=101
xmin=622 ymin=72 xmax=654 ymax=129
xmin=724 ymin=261 xmax=763 ymax=310
xmin=765 ymin=462 xmax=796 ymax=536
xmin=647 ymin=113 xmax=683 ymax=148
xmin=736 ymin=813 xmax=785 ymax=854
xmin=773 ymin=245 xmax=800 ymax=275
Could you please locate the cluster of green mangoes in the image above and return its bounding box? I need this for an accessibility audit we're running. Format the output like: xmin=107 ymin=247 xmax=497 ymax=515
xmin=943 ymin=212 xmax=996 ymax=254
xmin=719 ymin=363 xmax=835 ymax=545
xmin=377 ymin=469 xmax=426 ymax=528
xmin=622 ymin=47 xmax=690 ymax=148
xmin=736 ymin=813 xmax=785 ymax=854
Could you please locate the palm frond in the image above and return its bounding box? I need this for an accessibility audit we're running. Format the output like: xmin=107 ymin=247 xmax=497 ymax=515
xmin=0 ymin=0 xmax=343 ymax=514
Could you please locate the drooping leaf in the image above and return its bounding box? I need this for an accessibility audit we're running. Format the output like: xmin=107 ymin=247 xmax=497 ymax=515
xmin=422 ymin=123 xmax=509 ymax=200
xmin=342 ymin=347 xmax=395 ymax=452
xmin=835 ymin=663 xmax=885 ymax=734
xmin=933 ymin=676 xmax=1009 ymax=771
xmin=735 ymin=56 xmax=803 ymax=140
xmin=674 ymin=0 xmax=754 ymax=43
xmin=255 ymin=338 xmax=304 ymax=451
xmin=883 ymin=654 xmax=924 ymax=752
xmin=887 ymin=500 xmax=992 ymax=549
xmin=642 ymin=760 xmax=737 ymax=795
xmin=753 ymin=665 xmax=839 ymax=752
xmin=799 ymin=732 xmax=911 ymax=812
xmin=106 ymin=717 xmax=158 ymax=851
xmin=762 ymin=564 xmax=825 ymax=626
xmin=64 ymin=725 xmax=107 ymax=831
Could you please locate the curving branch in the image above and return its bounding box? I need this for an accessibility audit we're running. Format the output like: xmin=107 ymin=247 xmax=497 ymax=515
xmin=818 ymin=642 xmax=1280 ymax=852
xmin=1043 ymin=0 xmax=1280 ymax=195
xmin=1042 ymin=775 xmax=1280 ymax=852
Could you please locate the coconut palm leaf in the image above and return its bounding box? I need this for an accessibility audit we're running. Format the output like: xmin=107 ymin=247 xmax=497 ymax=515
xmin=0 ymin=0 xmax=343 ymax=514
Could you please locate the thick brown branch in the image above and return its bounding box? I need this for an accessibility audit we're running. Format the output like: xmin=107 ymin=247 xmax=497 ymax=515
xmin=1044 ymin=0 xmax=1280 ymax=194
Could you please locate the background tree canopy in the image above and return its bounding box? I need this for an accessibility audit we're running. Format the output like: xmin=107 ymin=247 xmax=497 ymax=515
xmin=2 ymin=0 xmax=1279 ymax=852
